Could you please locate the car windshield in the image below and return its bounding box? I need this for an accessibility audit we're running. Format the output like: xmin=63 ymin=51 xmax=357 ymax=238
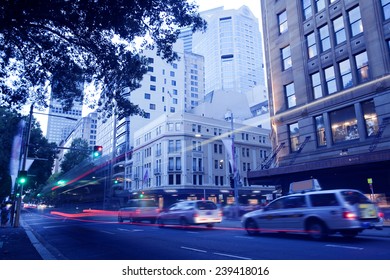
xmin=196 ymin=201 xmax=217 ymax=210
xmin=341 ymin=191 xmax=371 ymax=205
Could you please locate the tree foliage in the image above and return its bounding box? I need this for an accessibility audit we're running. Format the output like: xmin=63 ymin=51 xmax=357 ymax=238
xmin=0 ymin=0 xmax=206 ymax=119
xmin=0 ymin=107 xmax=57 ymax=200
xmin=59 ymin=138 xmax=91 ymax=174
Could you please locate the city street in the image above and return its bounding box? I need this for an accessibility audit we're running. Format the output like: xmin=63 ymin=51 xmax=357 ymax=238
xmin=21 ymin=208 xmax=390 ymax=260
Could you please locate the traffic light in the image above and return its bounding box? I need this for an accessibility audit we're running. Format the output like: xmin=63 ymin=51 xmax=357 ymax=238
xmin=18 ymin=170 xmax=28 ymax=185
xmin=139 ymin=192 xmax=144 ymax=198
xmin=93 ymin=145 xmax=103 ymax=158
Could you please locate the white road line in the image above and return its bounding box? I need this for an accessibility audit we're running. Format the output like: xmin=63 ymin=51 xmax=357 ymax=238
xmin=43 ymin=225 xmax=68 ymax=229
xmin=181 ymin=246 xmax=207 ymax=253
xmin=325 ymin=244 xmax=364 ymax=250
xmin=234 ymin=235 xmax=254 ymax=239
xmin=213 ymin=252 xmax=252 ymax=260
xmin=186 ymin=231 xmax=199 ymax=234
xmin=117 ymin=228 xmax=144 ymax=232
xmin=99 ymin=230 xmax=115 ymax=235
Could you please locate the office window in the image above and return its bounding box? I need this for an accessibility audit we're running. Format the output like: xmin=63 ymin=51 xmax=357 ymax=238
xmin=324 ymin=66 xmax=337 ymax=94
xmin=285 ymin=82 xmax=296 ymax=108
xmin=306 ymin=32 xmax=317 ymax=59
xmin=168 ymin=140 xmax=174 ymax=153
xmin=149 ymin=104 xmax=156 ymax=110
xmin=382 ymin=0 xmax=390 ymax=20
xmin=333 ymin=16 xmax=346 ymax=45
xmin=362 ymin=99 xmax=379 ymax=137
xmin=150 ymin=76 xmax=156 ymax=82
xmin=278 ymin=10 xmax=288 ymax=34
xmin=176 ymin=157 xmax=181 ymax=170
xmin=315 ymin=115 xmax=327 ymax=147
xmin=355 ymin=51 xmax=369 ymax=83
xmin=281 ymin=45 xmax=292 ymax=70
xmin=311 ymin=72 xmax=323 ymax=99
xmin=302 ymin=0 xmax=312 ymax=20
xmin=170 ymin=71 xmax=175 ymax=77
xmin=319 ymin=25 xmax=331 ymax=52
xmin=315 ymin=0 xmax=325 ymax=13
xmin=330 ymin=106 xmax=359 ymax=143
xmin=150 ymin=85 xmax=156 ymax=91
xmin=289 ymin=122 xmax=300 ymax=152
xmin=144 ymin=93 xmax=151 ymax=99
xmin=339 ymin=59 xmax=352 ymax=89
xmin=349 ymin=6 xmax=363 ymax=37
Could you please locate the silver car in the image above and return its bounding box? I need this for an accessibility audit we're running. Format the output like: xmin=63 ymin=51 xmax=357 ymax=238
xmin=118 ymin=199 xmax=160 ymax=224
xmin=241 ymin=189 xmax=383 ymax=240
xmin=157 ymin=200 xmax=223 ymax=228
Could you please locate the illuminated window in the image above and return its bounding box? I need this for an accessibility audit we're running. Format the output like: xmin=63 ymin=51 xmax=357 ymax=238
xmin=330 ymin=106 xmax=359 ymax=143
xmin=306 ymin=32 xmax=317 ymax=59
xmin=315 ymin=115 xmax=327 ymax=147
xmin=289 ymin=122 xmax=300 ymax=152
xmin=355 ymin=51 xmax=369 ymax=83
xmin=362 ymin=100 xmax=378 ymax=137
xmin=349 ymin=6 xmax=363 ymax=37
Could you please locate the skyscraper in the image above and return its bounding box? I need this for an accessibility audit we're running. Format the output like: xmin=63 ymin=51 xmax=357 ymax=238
xmin=191 ymin=6 xmax=265 ymax=95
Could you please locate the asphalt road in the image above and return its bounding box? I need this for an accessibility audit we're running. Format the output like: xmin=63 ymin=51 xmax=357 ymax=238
xmin=21 ymin=209 xmax=390 ymax=260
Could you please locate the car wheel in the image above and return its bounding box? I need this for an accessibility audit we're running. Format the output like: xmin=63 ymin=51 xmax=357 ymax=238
xmin=206 ymin=223 xmax=214 ymax=228
xmin=307 ymin=221 xmax=328 ymax=240
xmin=118 ymin=215 xmax=124 ymax=223
xmin=245 ymin=219 xmax=260 ymax=236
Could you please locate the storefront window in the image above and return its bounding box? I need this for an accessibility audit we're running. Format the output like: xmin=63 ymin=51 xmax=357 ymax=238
xmin=362 ymin=99 xmax=378 ymax=137
xmin=330 ymin=106 xmax=359 ymax=143
xmin=315 ymin=115 xmax=326 ymax=146
xmin=289 ymin=122 xmax=300 ymax=152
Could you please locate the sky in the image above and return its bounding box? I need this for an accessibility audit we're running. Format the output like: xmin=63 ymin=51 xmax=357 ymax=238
xmin=36 ymin=0 xmax=262 ymax=137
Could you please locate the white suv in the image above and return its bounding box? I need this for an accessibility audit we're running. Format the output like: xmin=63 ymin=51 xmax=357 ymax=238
xmin=241 ymin=189 xmax=383 ymax=240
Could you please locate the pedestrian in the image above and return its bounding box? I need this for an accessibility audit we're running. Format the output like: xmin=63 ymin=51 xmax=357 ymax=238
xmin=1 ymin=203 xmax=10 ymax=227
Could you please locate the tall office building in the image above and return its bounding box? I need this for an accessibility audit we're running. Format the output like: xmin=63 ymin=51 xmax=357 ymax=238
xmin=249 ymin=0 xmax=390 ymax=194
xmin=191 ymin=6 xmax=265 ymax=95
xmin=46 ymin=98 xmax=83 ymax=144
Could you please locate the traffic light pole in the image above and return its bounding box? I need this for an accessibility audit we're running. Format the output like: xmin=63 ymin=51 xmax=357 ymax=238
xmin=229 ymin=112 xmax=239 ymax=218
xmin=14 ymin=103 xmax=33 ymax=227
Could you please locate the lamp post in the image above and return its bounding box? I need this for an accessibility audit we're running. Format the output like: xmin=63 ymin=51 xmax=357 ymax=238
xmin=226 ymin=111 xmax=239 ymax=218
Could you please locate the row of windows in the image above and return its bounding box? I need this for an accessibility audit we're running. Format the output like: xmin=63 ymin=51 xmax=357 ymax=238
xmin=284 ymin=50 xmax=369 ymax=109
xmin=288 ymin=99 xmax=378 ymax=152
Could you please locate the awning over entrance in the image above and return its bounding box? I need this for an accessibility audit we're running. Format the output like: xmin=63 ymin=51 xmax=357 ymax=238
xmin=248 ymin=149 xmax=390 ymax=195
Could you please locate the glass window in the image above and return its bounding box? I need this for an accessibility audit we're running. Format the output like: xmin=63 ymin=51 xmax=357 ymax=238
xmin=330 ymin=106 xmax=359 ymax=143
xmin=168 ymin=140 xmax=174 ymax=153
xmin=281 ymin=45 xmax=292 ymax=70
xmin=302 ymin=0 xmax=312 ymax=20
xmin=333 ymin=16 xmax=346 ymax=45
xmin=324 ymin=66 xmax=337 ymax=94
xmin=315 ymin=0 xmax=325 ymax=13
xmin=319 ymin=25 xmax=331 ymax=52
xmin=362 ymin=99 xmax=379 ymax=137
xmin=349 ymin=6 xmax=363 ymax=37
xmin=278 ymin=10 xmax=288 ymax=34
xmin=176 ymin=157 xmax=181 ymax=170
xmin=285 ymin=82 xmax=296 ymax=108
xmin=289 ymin=122 xmax=300 ymax=152
xmin=339 ymin=59 xmax=353 ymax=89
xmin=315 ymin=115 xmax=327 ymax=147
xmin=306 ymin=32 xmax=317 ymax=59
xmin=310 ymin=193 xmax=339 ymax=207
xmin=382 ymin=0 xmax=390 ymax=20
xmin=311 ymin=72 xmax=323 ymax=99
xmin=355 ymin=51 xmax=369 ymax=83
xmin=168 ymin=157 xmax=174 ymax=170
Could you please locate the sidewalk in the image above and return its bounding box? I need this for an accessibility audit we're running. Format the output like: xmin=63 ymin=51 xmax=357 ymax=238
xmin=1 ymin=214 xmax=389 ymax=260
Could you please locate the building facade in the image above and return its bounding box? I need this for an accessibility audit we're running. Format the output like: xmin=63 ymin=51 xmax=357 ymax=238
xmin=124 ymin=112 xmax=273 ymax=207
xmin=249 ymin=0 xmax=390 ymax=195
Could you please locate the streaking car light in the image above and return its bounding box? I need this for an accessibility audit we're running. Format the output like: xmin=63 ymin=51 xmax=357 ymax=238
xmin=343 ymin=210 xmax=357 ymax=220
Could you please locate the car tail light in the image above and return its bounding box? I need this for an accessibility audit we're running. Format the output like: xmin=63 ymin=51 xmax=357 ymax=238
xmin=135 ymin=209 xmax=141 ymax=215
xmin=193 ymin=212 xmax=199 ymax=218
xmin=379 ymin=212 xmax=384 ymax=218
xmin=218 ymin=210 xmax=223 ymax=217
xmin=343 ymin=210 xmax=357 ymax=220
xmin=155 ymin=209 xmax=161 ymax=213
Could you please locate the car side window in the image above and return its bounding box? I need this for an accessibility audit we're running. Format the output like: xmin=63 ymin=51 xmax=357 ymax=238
xmin=309 ymin=193 xmax=339 ymax=207
xmin=284 ymin=196 xmax=306 ymax=208
xmin=266 ymin=198 xmax=285 ymax=210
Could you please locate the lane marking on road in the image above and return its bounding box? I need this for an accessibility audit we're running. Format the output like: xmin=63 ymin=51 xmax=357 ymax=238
xmin=186 ymin=231 xmax=199 ymax=234
xmin=181 ymin=246 xmax=207 ymax=253
xmin=234 ymin=235 xmax=254 ymax=239
xmin=43 ymin=225 xmax=68 ymax=229
xmin=213 ymin=252 xmax=252 ymax=260
xmin=117 ymin=228 xmax=144 ymax=232
xmin=99 ymin=230 xmax=116 ymax=235
xmin=325 ymin=244 xmax=364 ymax=250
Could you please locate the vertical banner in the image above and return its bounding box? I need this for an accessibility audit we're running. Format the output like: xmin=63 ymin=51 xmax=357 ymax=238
xmin=9 ymin=120 xmax=26 ymax=194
